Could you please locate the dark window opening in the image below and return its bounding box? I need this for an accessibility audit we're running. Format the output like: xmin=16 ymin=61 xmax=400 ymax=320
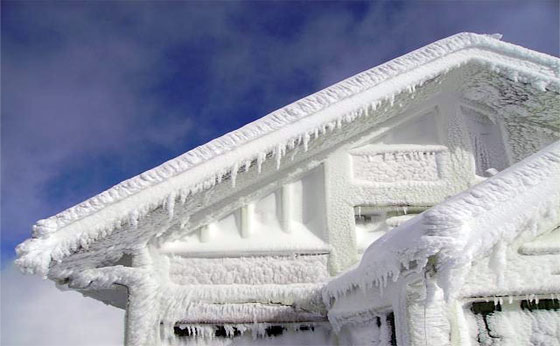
xmin=265 ymin=325 xmax=284 ymax=337
xmin=173 ymin=326 xmax=192 ymax=337
xmin=471 ymin=301 xmax=502 ymax=342
xmin=114 ymin=253 xmax=133 ymax=267
xmin=215 ymin=326 xmax=242 ymax=338
xmin=386 ymin=312 xmax=397 ymax=346
xmin=354 ymin=206 xmax=428 ymax=228
xmin=174 ymin=324 xmax=316 ymax=339
xmin=520 ymin=299 xmax=559 ymax=311
xmin=471 ymin=301 xmax=502 ymax=315
xmin=470 ymin=298 xmax=560 ymax=344
xmin=298 ymin=325 xmax=315 ymax=332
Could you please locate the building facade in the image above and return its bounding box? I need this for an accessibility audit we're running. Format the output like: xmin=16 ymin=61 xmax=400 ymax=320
xmin=17 ymin=33 xmax=560 ymax=345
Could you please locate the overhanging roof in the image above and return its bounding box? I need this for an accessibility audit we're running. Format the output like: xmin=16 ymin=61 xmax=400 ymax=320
xmin=324 ymin=140 xmax=560 ymax=305
xmin=16 ymin=32 xmax=560 ymax=276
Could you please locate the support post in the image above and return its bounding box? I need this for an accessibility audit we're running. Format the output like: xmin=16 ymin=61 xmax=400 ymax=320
xmin=199 ymin=225 xmax=211 ymax=242
xmin=281 ymin=184 xmax=293 ymax=233
xmin=240 ymin=203 xmax=254 ymax=238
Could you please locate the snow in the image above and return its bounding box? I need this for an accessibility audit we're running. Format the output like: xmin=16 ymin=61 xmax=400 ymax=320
xmin=157 ymin=167 xmax=328 ymax=255
xmin=15 ymin=32 xmax=560 ymax=276
xmin=325 ymin=139 xmax=560 ymax=303
xmin=518 ymin=226 xmax=560 ymax=255
xmin=461 ymin=106 xmax=510 ymax=175
xmin=337 ymin=314 xmax=395 ymax=346
xmin=165 ymin=255 xmax=329 ymax=285
xmin=156 ymin=284 xmax=328 ymax=344
xmin=162 ymin=323 xmax=333 ymax=346
xmin=11 ymin=33 xmax=560 ymax=346
xmin=351 ymin=144 xmax=446 ymax=182
xmin=464 ymin=301 xmax=560 ymax=346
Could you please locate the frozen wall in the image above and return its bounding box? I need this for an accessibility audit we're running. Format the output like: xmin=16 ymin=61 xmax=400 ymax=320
xmin=464 ymin=300 xmax=560 ymax=346
xmin=461 ymin=105 xmax=509 ymax=176
xmin=158 ymin=166 xmax=328 ymax=255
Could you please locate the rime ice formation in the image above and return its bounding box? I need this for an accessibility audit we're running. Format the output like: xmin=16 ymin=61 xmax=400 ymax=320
xmin=325 ymin=141 xmax=560 ymax=344
xmin=16 ymin=33 xmax=560 ymax=345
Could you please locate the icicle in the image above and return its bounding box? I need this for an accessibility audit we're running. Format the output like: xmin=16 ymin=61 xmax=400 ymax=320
xmin=231 ymin=163 xmax=239 ymax=188
xmin=360 ymin=281 xmax=367 ymax=296
xmin=179 ymin=219 xmax=188 ymax=230
xmin=275 ymin=144 xmax=283 ymax=169
xmin=179 ymin=189 xmax=188 ymax=204
xmin=287 ymin=138 xmax=295 ymax=150
xmin=532 ymin=80 xmax=547 ymax=92
xmin=257 ymin=152 xmax=265 ymax=174
xmin=244 ymin=160 xmax=251 ymax=172
xmin=167 ymin=193 xmax=176 ymax=220
xmin=290 ymin=147 xmax=298 ymax=161
xmin=508 ymin=295 xmax=513 ymax=304
xmin=303 ymin=133 xmax=310 ymax=152
xmin=130 ymin=210 xmax=139 ymax=229
xmin=202 ymin=179 xmax=212 ymax=190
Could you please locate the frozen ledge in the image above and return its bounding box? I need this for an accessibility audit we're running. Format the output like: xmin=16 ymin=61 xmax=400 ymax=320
xmin=16 ymin=33 xmax=560 ymax=276
xmin=324 ymin=140 xmax=560 ymax=304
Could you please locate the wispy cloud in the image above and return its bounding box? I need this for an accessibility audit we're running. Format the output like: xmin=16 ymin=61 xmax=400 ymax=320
xmin=1 ymin=265 xmax=124 ymax=345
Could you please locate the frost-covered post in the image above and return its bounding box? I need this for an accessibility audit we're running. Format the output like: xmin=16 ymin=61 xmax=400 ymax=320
xmin=281 ymin=183 xmax=293 ymax=233
xmin=124 ymin=249 xmax=162 ymax=346
xmin=125 ymin=283 xmax=161 ymax=346
xmin=324 ymin=149 xmax=358 ymax=274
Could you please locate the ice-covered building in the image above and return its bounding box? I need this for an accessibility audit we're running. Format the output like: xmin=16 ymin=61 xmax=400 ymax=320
xmin=16 ymin=33 xmax=559 ymax=345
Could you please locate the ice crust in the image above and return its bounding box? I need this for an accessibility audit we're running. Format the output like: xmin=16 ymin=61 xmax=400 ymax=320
xmin=10 ymin=33 xmax=560 ymax=346
xmin=15 ymin=32 xmax=560 ymax=276
xmin=465 ymin=301 xmax=560 ymax=346
xmin=324 ymin=140 xmax=560 ymax=304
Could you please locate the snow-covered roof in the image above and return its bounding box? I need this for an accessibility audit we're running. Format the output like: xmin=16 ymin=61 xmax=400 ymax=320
xmin=324 ymin=140 xmax=560 ymax=304
xmin=16 ymin=33 xmax=560 ymax=276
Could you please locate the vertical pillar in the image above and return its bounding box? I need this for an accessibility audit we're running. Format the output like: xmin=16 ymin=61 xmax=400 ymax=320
xmin=125 ymin=283 xmax=160 ymax=346
xmin=125 ymin=249 xmax=161 ymax=346
xmin=281 ymin=184 xmax=293 ymax=233
xmin=240 ymin=203 xmax=254 ymax=238
xmin=199 ymin=225 xmax=211 ymax=242
xmin=324 ymin=151 xmax=357 ymax=274
xmin=405 ymin=277 xmax=452 ymax=346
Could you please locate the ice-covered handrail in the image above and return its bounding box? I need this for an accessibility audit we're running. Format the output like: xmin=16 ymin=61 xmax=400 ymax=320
xmin=324 ymin=140 xmax=560 ymax=304
xmin=16 ymin=33 xmax=560 ymax=276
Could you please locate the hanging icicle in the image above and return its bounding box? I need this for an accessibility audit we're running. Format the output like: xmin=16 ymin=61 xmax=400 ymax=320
xmin=231 ymin=162 xmax=239 ymax=188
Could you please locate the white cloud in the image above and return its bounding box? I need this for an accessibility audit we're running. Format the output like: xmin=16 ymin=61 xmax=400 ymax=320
xmin=1 ymin=264 xmax=124 ymax=346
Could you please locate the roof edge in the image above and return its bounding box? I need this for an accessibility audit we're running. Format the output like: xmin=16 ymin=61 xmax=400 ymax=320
xmin=16 ymin=32 xmax=560 ymax=276
xmin=324 ymin=140 xmax=560 ymax=304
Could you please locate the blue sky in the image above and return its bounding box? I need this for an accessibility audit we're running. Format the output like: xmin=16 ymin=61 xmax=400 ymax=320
xmin=1 ymin=1 xmax=559 ymax=345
